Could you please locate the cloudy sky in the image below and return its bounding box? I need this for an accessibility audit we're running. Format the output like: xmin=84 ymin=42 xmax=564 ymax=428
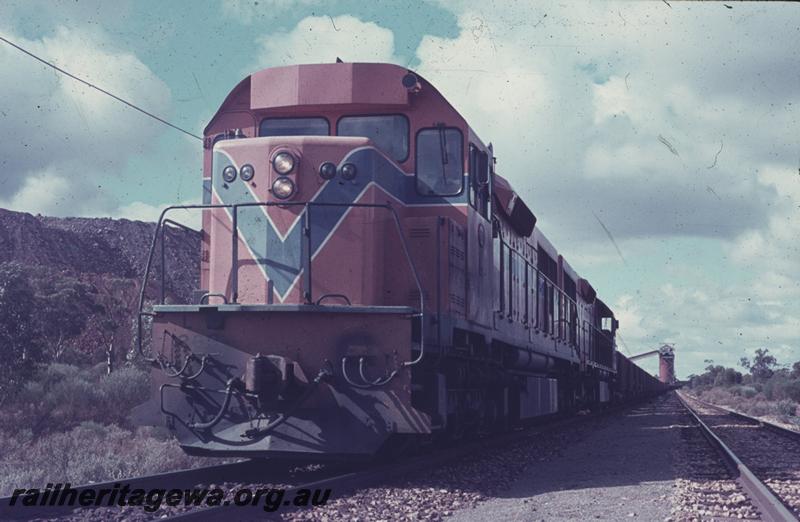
xmin=1 ymin=0 xmax=798 ymax=377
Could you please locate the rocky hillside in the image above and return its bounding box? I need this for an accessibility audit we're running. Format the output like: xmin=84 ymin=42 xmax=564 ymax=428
xmin=0 ymin=208 xmax=200 ymax=368
xmin=0 ymin=208 xmax=200 ymax=302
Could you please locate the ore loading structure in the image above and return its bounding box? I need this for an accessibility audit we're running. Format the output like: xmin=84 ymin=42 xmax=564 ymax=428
xmin=134 ymin=62 xmax=667 ymax=461
xmin=629 ymin=344 xmax=677 ymax=385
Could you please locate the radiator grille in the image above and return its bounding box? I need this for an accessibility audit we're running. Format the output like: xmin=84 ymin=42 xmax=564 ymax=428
xmin=450 ymin=293 xmax=465 ymax=308
xmin=449 ymin=245 xmax=465 ymax=261
xmin=409 ymin=227 xmax=432 ymax=238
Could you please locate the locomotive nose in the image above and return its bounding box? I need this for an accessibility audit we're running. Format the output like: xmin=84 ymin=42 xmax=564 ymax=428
xmin=213 ymin=136 xmax=373 ymax=204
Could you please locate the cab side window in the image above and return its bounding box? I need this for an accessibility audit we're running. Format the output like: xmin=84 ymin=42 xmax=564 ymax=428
xmin=469 ymin=145 xmax=490 ymax=218
xmin=415 ymin=127 xmax=464 ymax=196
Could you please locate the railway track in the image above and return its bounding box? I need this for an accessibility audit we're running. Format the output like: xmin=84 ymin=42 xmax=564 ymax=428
xmin=677 ymin=390 xmax=800 ymax=521
xmin=0 ymin=397 xmax=654 ymax=521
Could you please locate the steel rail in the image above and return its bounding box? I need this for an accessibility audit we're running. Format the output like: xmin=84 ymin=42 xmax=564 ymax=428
xmin=676 ymin=391 xmax=797 ymax=522
xmin=683 ymin=392 xmax=800 ymax=441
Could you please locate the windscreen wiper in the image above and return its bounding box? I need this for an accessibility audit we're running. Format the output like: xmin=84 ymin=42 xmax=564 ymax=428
xmin=437 ymin=123 xmax=448 ymax=181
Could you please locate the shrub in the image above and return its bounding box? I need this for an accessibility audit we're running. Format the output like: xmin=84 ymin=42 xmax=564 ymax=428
xmin=779 ymin=379 xmax=800 ymax=402
xmin=96 ymin=366 xmax=151 ymax=423
xmin=776 ymin=399 xmax=798 ymax=417
xmin=0 ymin=422 xmax=219 ymax=496
xmin=743 ymin=401 xmax=771 ymax=417
xmin=698 ymin=387 xmax=734 ymax=407
xmin=4 ymin=362 xmax=149 ymax=435
xmin=741 ymin=386 xmax=758 ymax=399
xmin=764 ymin=378 xmax=780 ymax=401
xmin=0 ymin=263 xmax=41 ymax=401
xmin=729 ymin=385 xmax=758 ymax=399
xmin=763 ymin=376 xmax=800 ymax=402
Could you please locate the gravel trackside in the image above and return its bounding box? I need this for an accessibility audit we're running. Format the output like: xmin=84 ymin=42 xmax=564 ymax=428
xmin=448 ymin=393 xmax=686 ymax=521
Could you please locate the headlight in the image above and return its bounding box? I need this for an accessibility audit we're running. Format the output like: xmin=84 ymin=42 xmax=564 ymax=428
xmin=240 ymin=164 xmax=255 ymax=182
xmin=271 ymin=177 xmax=295 ymax=199
xmin=222 ymin=165 xmax=237 ymax=183
xmin=340 ymin=163 xmax=357 ymax=180
xmin=272 ymin=152 xmax=295 ymax=174
xmin=319 ymin=162 xmax=337 ymax=180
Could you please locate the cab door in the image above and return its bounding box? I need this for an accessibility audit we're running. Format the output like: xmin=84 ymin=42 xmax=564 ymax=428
xmin=466 ymin=144 xmax=493 ymax=327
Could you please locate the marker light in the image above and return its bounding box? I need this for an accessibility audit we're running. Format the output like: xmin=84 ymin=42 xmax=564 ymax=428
xmin=272 ymin=152 xmax=295 ymax=174
xmin=222 ymin=165 xmax=237 ymax=183
xmin=272 ymin=177 xmax=295 ymax=199
xmin=319 ymin=162 xmax=337 ymax=180
xmin=240 ymin=164 xmax=255 ymax=182
xmin=340 ymin=163 xmax=357 ymax=180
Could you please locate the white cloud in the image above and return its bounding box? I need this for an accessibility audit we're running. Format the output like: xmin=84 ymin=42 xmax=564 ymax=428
xmin=730 ymin=164 xmax=800 ymax=278
xmin=0 ymin=171 xmax=204 ymax=229
xmin=0 ymin=25 xmax=172 ymax=214
xmin=221 ymin=0 xmax=321 ymax=25
xmin=413 ymin=3 xmax=797 ymax=244
xmin=0 ymin=168 xmax=115 ymax=217
xmin=115 ymin=201 xmax=165 ymax=223
xmin=0 ymin=169 xmax=73 ymax=215
xmin=614 ymin=280 xmax=800 ymax=377
xmin=613 ymin=294 xmax=658 ymax=345
xmin=115 ymin=200 xmax=202 ymax=229
xmin=250 ymin=15 xmax=398 ymax=69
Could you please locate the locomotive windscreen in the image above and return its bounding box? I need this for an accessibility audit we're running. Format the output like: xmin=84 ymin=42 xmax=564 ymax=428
xmin=337 ymin=114 xmax=409 ymax=161
xmin=259 ymin=117 xmax=329 ymax=136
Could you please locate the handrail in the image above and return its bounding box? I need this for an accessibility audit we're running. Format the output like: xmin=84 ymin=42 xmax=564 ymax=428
xmin=160 ymin=219 xmax=202 ymax=304
xmin=502 ymin=239 xmax=579 ymax=309
xmin=316 ymin=293 xmax=352 ymax=306
xmin=163 ymin=218 xmax=202 ymax=235
xmin=136 ymin=201 xmax=425 ymax=382
xmin=498 ymin=237 xmax=617 ymax=365
xmin=199 ymin=293 xmax=228 ymax=305
xmin=138 ymin=203 xmax=222 ymax=362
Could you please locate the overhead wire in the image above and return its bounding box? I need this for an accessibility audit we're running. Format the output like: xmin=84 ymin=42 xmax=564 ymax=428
xmin=0 ymin=34 xmax=203 ymax=141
